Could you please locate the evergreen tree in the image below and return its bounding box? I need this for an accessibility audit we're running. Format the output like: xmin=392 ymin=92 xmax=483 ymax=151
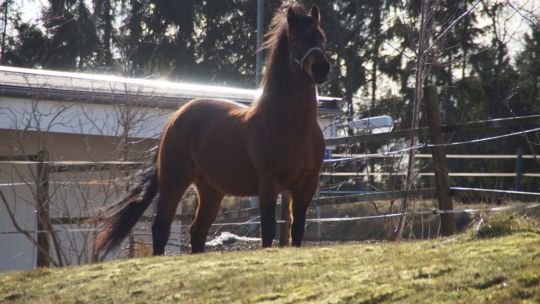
xmin=93 ymin=0 xmax=114 ymax=67
xmin=1 ymin=0 xmax=537 ymax=128
xmin=116 ymin=0 xmax=198 ymax=77
xmin=42 ymin=0 xmax=99 ymax=70
xmin=3 ymin=14 xmax=48 ymax=67
xmin=197 ymin=0 xmax=259 ymax=86
xmin=514 ymin=22 xmax=540 ymax=115
xmin=312 ymin=0 xmax=369 ymax=116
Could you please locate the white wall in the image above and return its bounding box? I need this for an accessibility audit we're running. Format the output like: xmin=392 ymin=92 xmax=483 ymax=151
xmin=0 ymin=166 xmax=37 ymax=272
xmin=0 ymin=95 xmax=339 ymax=271
xmin=0 ymin=97 xmax=337 ymax=140
xmin=0 ymin=97 xmax=171 ymax=139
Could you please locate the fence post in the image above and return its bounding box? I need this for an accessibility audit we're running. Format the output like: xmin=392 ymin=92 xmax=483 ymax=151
xmin=36 ymin=150 xmax=51 ymax=267
xmin=249 ymin=197 xmax=259 ymax=235
xmin=515 ymin=147 xmax=523 ymax=191
xmin=316 ymin=206 xmax=321 ymax=240
xmin=279 ymin=191 xmax=290 ymax=247
xmin=424 ymin=86 xmax=455 ymax=236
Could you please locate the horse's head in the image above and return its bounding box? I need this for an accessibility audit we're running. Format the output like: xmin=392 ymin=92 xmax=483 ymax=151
xmin=287 ymin=5 xmax=330 ymax=85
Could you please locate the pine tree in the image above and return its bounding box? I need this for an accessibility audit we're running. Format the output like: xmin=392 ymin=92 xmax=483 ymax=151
xmin=41 ymin=0 xmax=99 ymax=70
xmin=514 ymin=22 xmax=540 ymax=115
xmin=93 ymin=0 xmax=114 ymax=67
xmin=3 ymin=14 xmax=48 ymax=67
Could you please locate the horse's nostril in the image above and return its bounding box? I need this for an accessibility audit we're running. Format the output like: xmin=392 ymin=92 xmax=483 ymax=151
xmin=322 ymin=62 xmax=330 ymax=74
xmin=313 ymin=62 xmax=330 ymax=76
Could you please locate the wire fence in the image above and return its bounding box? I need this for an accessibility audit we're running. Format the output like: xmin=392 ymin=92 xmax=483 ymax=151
xmin=324 ymin=125 xmax=540 ymax=165
xmin=2 ymin=201 xmax=538 ymax=235
xmin=1 ymin=112 xmax=540 ymax=264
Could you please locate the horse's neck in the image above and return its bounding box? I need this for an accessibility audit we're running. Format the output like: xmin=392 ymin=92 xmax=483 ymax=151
xmin=258 ymin=84 xmax=319 ymax=125
xmin=257 ymin=41 xmax=319 ymax=125
xmin=288 ymin=85 xmax=318 ymax=116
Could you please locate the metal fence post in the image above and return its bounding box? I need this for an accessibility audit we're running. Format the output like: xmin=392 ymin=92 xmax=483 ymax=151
xmin=316 ymin=206 xmax=321 ymax=240
xmin=515 ymin=147 xmax=523 ymax=191
xmin=249 ymin=197 xmax=259 ymax=235
xmin=424 ymin=86 xmax=455 ymax=236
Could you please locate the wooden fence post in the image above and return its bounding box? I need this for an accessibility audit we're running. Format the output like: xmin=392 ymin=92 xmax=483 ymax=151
xmin=36 ymin=150 xmax=51 ymax=267
xmin=279 ymin=191 xmax=290 ymax=247
xmin=424 ymin=86 xmax=455 ymax=236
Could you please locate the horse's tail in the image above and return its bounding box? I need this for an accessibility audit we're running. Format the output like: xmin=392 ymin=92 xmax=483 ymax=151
xmin=94 ymin=153 xmax=159 ymax=256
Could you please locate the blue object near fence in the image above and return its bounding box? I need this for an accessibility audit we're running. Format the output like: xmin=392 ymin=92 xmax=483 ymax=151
xmin=324 ymin=149 xmax=331 ymax=160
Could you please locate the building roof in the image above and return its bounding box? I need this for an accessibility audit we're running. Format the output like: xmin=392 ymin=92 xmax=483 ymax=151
xmin=0 ymin=65 xmax=342 ymax=115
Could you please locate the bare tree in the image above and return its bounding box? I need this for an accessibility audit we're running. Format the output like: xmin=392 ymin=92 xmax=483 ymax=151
xmin=0 ymin=72 xmax=172 ymax=268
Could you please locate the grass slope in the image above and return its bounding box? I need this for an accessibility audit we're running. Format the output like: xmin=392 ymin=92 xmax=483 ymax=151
xmin=1 ymin=232 xmax=540 ymax=303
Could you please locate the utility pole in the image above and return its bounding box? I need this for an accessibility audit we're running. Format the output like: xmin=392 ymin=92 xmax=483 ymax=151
xmin=251 ymin=0 xmax=265 ymax=228
xmin=255 ymin=0 xmax=264 ymax=87
xmin=0 ymin=0 xmax=8 ymax=64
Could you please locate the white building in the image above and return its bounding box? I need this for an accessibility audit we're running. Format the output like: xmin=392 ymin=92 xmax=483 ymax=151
xmin=0 ymin=66 xmax=342 ymax=271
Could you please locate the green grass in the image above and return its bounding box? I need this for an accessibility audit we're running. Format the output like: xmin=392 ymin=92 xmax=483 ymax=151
xmin=1 ymin=217 xmax=540 ymax=303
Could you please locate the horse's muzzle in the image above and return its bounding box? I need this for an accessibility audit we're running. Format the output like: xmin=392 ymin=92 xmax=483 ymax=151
xmin=312 ymin=61 xmax=330 ymax=84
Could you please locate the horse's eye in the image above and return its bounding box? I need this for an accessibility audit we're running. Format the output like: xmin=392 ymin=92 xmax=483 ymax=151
xmin=312 ymin=33 xmax=325 ymax=47
xmin=308 ymin=38 xmax=319 ymax=47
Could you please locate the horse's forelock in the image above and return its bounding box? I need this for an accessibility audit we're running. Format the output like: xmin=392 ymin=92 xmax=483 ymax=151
xmin=260 ymin=2 xmax=307 ymax=51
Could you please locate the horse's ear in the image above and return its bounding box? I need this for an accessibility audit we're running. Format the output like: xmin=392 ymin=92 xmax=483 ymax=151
xmin=287 ymin=7 xmax=300 ymax=28
xmin=310 ymin=5 xmax=320 ymax=24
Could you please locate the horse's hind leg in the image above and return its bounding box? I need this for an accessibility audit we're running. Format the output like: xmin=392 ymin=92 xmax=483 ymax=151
xmin=190 ymin=178 xmax=224 ymax=253
xmin=152 ymin=171 xmax=192 ymax=256
xmin=259 ymin=181 xmax=278 ymax=247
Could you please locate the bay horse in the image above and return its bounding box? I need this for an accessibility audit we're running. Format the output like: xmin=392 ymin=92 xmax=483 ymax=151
xmin=95 ymin=2 xmax=330 ymax=255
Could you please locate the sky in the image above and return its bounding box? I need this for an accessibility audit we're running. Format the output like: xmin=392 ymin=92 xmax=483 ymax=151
xmin=17 ymin=0 xmax=44 ymax=23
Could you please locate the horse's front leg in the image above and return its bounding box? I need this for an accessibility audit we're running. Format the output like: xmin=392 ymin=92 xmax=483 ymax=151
xmin=290 ymin=180 xmax=318 ymax=247
xmin=258 ymin=181 xmax=278 ymax=247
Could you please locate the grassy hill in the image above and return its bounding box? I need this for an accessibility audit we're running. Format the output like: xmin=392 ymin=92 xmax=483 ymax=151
xmin=1 ymin=217 xmax=539 ymax=303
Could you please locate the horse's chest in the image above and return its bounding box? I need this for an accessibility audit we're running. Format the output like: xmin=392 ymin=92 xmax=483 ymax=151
xmin=253 ymin=120 xmax=324 ymax=184
xmin=277 ymin=136 xmax=323 ymax=185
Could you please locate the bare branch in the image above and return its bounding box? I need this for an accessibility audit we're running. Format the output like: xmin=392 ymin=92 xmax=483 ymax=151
xmin=507 ymin=0 xmax=539 ymax=25
xmin=426 ymin=0 xmax=482 ymax=53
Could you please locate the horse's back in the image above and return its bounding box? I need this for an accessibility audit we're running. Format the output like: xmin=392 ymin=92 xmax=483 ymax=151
xmin=172 ymin=98 xmax=247 ymax=122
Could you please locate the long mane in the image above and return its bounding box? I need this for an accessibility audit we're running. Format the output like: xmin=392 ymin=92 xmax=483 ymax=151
xmin=259 ymin=3 xmax=307 ymax=96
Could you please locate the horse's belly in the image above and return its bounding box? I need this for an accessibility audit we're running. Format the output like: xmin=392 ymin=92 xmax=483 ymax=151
xmin=192 ymin=150 xmax=259 ymax=196
xmin=199 ymin=165 xmax=259 ymax=196
xmin=205 ymin=167 xmax=258 ymax=196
